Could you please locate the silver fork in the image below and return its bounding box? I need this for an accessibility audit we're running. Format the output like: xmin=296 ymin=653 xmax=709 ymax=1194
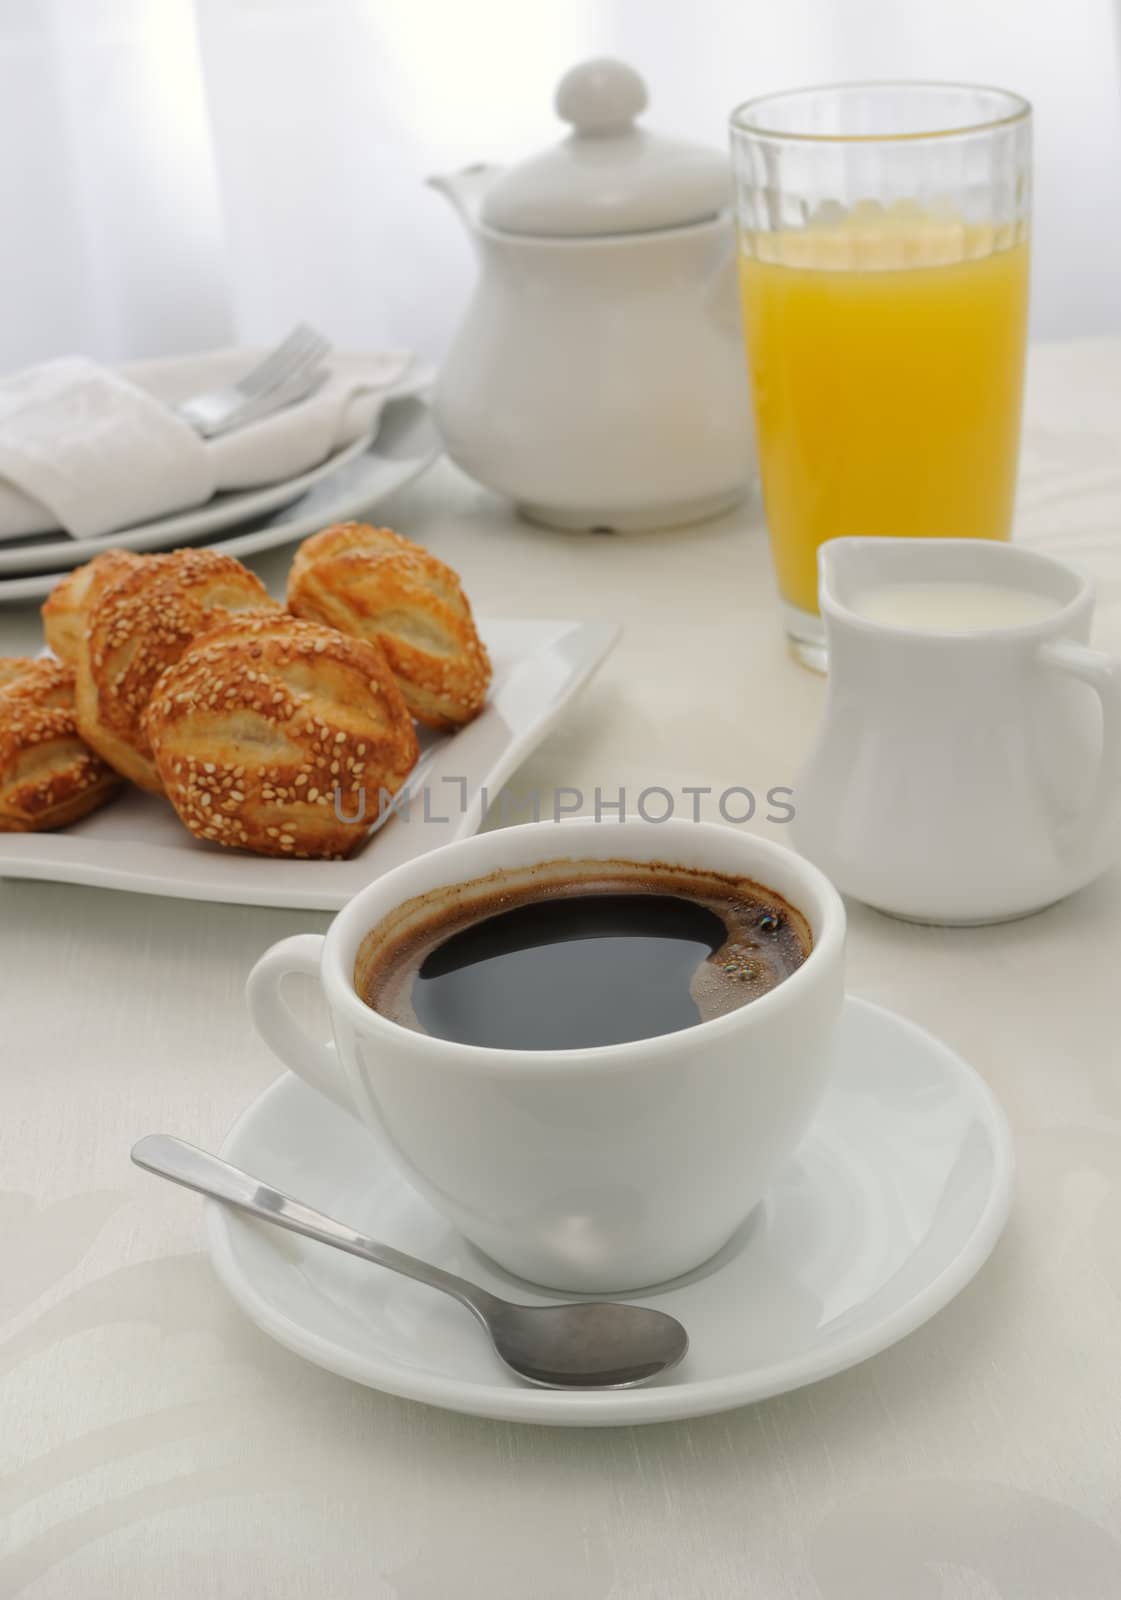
xmin=177 ymin=324 xmax=332 ymax=439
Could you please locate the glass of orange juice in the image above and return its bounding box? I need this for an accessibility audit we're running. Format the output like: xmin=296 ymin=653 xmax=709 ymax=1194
xmin=730 ymin=83 xmax=1032 ymax=669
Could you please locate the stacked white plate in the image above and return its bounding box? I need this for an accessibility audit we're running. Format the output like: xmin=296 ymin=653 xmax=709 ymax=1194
xmin=0 ymin=389 xmax=442 ymax=604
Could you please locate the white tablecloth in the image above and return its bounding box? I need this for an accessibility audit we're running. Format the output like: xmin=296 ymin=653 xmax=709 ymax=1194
xmin=2 ymin=340 xmax=1120 ymax=1598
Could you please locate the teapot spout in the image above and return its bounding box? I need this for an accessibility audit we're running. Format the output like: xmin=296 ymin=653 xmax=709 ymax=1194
xmin=426 ymin=163 xmax=502 ymax=234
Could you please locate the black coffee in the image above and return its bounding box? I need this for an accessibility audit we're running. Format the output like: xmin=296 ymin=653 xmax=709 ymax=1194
xmin=357 ymin=858 xmax=811 ymax=1052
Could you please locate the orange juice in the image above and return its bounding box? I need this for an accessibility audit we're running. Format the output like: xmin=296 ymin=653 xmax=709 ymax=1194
xmin=739 ymin=223 xmax=1029 ymax=616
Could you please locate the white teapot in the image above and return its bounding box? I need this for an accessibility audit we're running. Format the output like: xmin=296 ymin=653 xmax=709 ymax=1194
xmin=429 ymin=59 xmax=754 ymax=531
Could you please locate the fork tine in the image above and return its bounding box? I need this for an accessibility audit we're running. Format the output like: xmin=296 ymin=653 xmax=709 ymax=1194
xmin=175 ymin=325 xmax=332 ymax=437
xmin=277 ymin=327 xmax=331 ymax=375
xmin=232 ymin=326 xmax=314 ymax=397
xmin=222 ymin=346 xmax=332 ymax=430
xmin=236 ymin=331 xmax=316 ymax=401
xmin=200 ymin=363 xmax=329 ymax=438
xmin=236 ymin=325 xmax=329 ymax=401
xmin=275 ymin=332 xmax=331 ymax=385
xmin=232 ymin=336 xmax=330 ymax=410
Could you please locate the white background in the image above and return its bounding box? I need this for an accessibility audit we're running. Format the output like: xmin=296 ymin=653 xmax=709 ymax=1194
xmin=2 ymin=0 xmax=1120 ymax=369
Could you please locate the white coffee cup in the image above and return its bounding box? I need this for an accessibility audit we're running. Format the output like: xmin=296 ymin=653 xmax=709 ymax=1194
xmin=795 ymin=538 xmax=1121 ymax=925
xmin=247 ymin=817 xmax=846 ymax=1293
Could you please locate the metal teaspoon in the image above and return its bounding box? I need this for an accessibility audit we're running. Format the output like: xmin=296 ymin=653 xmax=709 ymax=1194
xmin=131 ymin=1135 xmax=689 ymax=1390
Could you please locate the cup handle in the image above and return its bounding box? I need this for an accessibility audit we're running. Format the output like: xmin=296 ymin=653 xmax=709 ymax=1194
xmin=1037 ymin=638 xmax=1121 ymax=866
xmin=245 ymin=935 xmax=355 ymax=1116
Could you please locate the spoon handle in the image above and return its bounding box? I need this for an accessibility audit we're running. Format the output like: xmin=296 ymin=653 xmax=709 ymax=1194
xmin=131 ymin=1134 xmax=503 ymax=1322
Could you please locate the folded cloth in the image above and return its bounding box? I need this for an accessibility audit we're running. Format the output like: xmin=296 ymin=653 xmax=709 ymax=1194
xmin=0 ymin=347 xmax=413 ymax=541
xmin=0 ymin=358 xmax=213 ymax=540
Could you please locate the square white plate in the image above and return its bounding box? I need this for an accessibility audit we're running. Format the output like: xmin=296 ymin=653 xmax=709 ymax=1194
xmin=0 ymin=618 xmax=619 ymax=909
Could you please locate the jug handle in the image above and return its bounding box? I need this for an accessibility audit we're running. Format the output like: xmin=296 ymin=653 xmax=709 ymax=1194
xmin=1038 ymin=638 xmax=1121 ymax=869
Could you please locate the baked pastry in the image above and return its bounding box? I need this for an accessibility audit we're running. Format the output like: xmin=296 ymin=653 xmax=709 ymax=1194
xmin=145 ymin=612 xmax=418 ymax=858
xmin=287 ymin=522 xmax=491 ymax=730
xmin=0 ymin=659 xmax=119 ymax=832
xmin=75 ymin=548 xmax=278 ymax=793
xmin=0 ymin=658 xmax=34 ymax=691
xmin=289 ymin=521 xmax=416 ymax=568
xmin=41 ymin=549 xmax=141 ymax=666
xmin=0 ymin=656 xmax=76 ymax=707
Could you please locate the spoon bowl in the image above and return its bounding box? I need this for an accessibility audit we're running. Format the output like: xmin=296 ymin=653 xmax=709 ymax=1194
xmin=486 ymin=1300 xmax=688 ymax=1389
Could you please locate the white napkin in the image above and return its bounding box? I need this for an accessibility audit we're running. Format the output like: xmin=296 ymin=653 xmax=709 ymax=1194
xmin=0 ymin=347 xmax=413 ymax=541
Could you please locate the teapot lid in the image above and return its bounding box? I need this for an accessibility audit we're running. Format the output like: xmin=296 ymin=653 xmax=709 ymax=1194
xmin=480 ymin=59 xmax=731 ymax=237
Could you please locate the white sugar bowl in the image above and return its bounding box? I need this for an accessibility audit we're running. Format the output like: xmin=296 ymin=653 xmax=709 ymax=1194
xmin=429 ymin=58 xmax=754 ymax=532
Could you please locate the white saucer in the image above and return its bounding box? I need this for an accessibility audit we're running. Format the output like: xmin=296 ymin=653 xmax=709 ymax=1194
xmin=206 ymin=996 xmax=1014 ymax=1427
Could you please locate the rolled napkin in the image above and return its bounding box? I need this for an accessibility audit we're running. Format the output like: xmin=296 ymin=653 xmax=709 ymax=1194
xmin=0 ymin=347 xmax=413 ymax=541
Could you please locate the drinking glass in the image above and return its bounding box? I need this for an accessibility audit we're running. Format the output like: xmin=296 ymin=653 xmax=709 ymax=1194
xmin=730 ymin=83 xmax=1032 ymax=670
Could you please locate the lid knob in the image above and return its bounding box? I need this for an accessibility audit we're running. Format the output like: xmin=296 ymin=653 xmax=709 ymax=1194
xmin=555 ymin=58 xmax=648 ymax=135
xmin=480 ymin=56 xmax=728 ymax=236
